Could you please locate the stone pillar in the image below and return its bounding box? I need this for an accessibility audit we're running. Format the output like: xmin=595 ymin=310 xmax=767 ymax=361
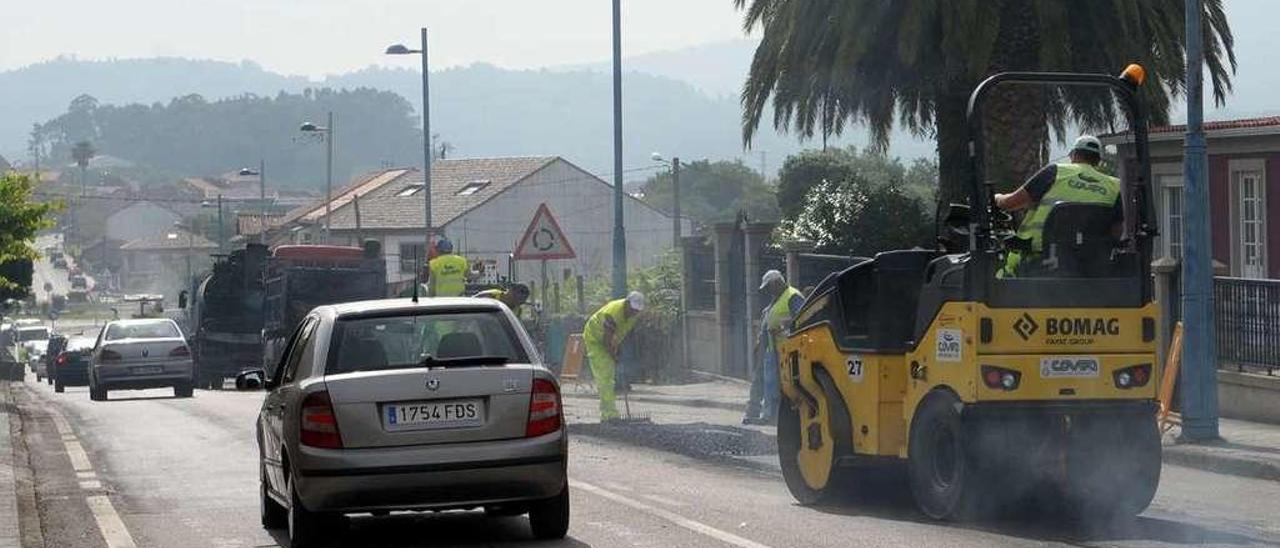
xmin=712 ymin=222 xmax=739 ymax=376
xmin=1152 ymin=257 xmax=1179 ymax=370
xmin=742 ymin=222 xmax=776 ymax=378
xmin=783 ymin=240 xmax=816 ymax=288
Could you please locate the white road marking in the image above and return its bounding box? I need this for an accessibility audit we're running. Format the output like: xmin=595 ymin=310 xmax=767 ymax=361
xmin=30 ymin=387 xmax=139 ymax=548
xmin=86 ymin=495 xmax=138 ymax=548
xmin=572 ymin=480 xmax=774 ymax=548
xmin=640 ymin=493 xmax=688 ymax=507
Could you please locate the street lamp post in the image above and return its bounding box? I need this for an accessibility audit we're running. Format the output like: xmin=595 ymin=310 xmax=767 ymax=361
xmin=651 ymin=152 xmax=687 ymax=370
xmin=386 ymin=29 xmax=433 ymax=248
xmin=239 ymin=160 xmax=268 ymax=243
xmin=610 ymin=0 xmax=627 ymax=298
xmin=300 ymin=114 xmax=334 ymax=243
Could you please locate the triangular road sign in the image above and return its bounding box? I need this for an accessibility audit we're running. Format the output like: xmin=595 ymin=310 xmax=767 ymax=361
xmin=514 ymin=203 xmax=576 ymax=260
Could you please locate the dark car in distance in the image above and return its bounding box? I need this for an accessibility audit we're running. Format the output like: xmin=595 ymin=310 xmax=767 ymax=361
xmin=52 ymin=336 xmax=96 ymax=393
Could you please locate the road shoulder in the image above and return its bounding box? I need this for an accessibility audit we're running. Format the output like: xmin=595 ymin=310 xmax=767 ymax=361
xmin=3 ymin=380 xmax=45 ymax=548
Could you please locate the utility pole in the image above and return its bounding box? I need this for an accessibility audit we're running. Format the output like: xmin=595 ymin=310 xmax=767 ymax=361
xmin=216 ymin=194 xmax=225 ymax=253
xmin=259 ymin=159 xmax=266 ymax=244
xmin=671 ymin=158 xmax=682 ymax=248
xmin=421 ymin=28 xmax=433 ymax=248
xmin=1179 ymin=0 xmax=1220 ymax=441
xmin=325 ymin=111 xmax=334 ymax=243
xmin=610 ymin=0 xmax=627 ymax=298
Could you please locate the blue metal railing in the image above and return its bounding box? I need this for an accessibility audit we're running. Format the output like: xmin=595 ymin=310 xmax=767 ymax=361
xmin=1214 ymin=277 xmax=1280 ymax=375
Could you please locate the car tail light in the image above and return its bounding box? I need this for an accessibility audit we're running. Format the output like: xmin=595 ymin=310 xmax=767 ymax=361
xmin=300 ymin=391 xmax=343 ymax=449
xmin=526 ymin=378 xmax=562 ymax=438
xmin=169 ymin=345 xmax=190 ymax=357
xmin=1113 ymin=363 xmax=1152 ymax=389
xmin=981 ymin=365 xmax=1021 ymax=391
xmin=56 ymin=353 xmax=67 ymax=365
xmin=99 ymin=349 xmax=122 ymax=362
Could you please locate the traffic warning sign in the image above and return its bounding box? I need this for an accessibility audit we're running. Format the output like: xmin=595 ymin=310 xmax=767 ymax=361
xmin=514 ymin=203 xmax=576 ymax=260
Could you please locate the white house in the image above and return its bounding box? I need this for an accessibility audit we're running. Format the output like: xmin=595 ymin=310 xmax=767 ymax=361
xmin=272 ymin=157 xmax=689 ymax=286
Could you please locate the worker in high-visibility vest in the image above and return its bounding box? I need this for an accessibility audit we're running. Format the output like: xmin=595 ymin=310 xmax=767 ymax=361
xmin=995 ymin=135 xmax=1122 ymax=277
xmin=744 ymin=270 xmax=804 ymax=425
xmin=426 ymin=239 xmax=468 ymax=297
xmin=582 ymin=291 xmax=645 ymax=421
xmin=474 ymin=283 xmax=530 ymax=312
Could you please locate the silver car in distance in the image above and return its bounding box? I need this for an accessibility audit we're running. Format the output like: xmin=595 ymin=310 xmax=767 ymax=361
xmin=250 ymin=298 xmax=567 ymax=547
xmin=89 ymin=318 xmax=196 ymax=401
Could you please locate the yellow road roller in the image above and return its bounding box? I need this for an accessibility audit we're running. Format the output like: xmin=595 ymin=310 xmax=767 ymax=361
xmin=775 ymin=66 xmax=1161 ymax=520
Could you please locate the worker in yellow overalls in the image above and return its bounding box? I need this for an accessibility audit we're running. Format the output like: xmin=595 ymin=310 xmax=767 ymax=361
xmin=581 ymin=291 xmax=645 ymax=421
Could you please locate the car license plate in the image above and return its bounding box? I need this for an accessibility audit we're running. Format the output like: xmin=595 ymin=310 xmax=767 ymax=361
xmin=131 ymin=365 xmax=163 ymax=375
xmin=383 ymin=399 xmax=484 ymax=431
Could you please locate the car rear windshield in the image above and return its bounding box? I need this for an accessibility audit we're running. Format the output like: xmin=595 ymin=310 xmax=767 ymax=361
xmin=66 ymin=338 xmax=96 ymax=352
xmin=327 ymin=310 xmax=528 ymax=374
xmin=17 ymin=328 xmax=50 ymax=341
xmin=105 ymin=321 xmax=180 ymax=340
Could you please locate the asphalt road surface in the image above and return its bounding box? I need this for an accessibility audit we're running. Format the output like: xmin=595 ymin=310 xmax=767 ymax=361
xmin=8 ymin=379 xmax=1280 ymax=548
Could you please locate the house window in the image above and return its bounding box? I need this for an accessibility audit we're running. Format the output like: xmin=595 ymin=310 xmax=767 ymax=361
xmin=396 ymin=185 xmax=423 ymax=197
xmin=1156 ymin=173 xmax=1183 ymax=260
xmin=399 ymin=243 xmax=427 ymax=273
xmin=456 ymin=180 xmax=491 ymax=196
xmin=1235 ymin=167 xmax=1268 ymax=279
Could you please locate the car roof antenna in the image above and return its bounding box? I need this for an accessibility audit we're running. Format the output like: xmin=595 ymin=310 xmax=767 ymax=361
xmin=411 ymin=254 xmax=421 ymax=304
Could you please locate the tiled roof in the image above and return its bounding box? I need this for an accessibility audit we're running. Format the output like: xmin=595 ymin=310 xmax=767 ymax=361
xmin=325 ymin=157 xmax=557 ymax=231
xmin=277 ymin=168 xmax=411 ymax=228
xmin=1148 ymin=116 xmax=1280 ymax=134
xmin=120 ymin=230 xmax=217 ymax=251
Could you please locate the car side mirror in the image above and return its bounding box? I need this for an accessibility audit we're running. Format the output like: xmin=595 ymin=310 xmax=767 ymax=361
xmin=235 ymin=369 xmax=267 ymax=391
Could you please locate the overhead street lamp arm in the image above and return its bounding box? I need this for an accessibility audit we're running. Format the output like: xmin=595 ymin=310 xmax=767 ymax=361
xmin=385 ymin=44 xmax=422 ymax=55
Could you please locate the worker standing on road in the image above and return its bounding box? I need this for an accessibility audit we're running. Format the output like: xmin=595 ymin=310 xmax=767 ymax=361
xmin=474 ymin=283 xmax=531 ymax=312
xmin=582 ymin=291 xmax=645 ymax=421
xmin=744 ymin=270 xmax=804 ymax=425
xmin=426 ymin=238 xmax=469 ymax=297
xmin=994 ymin=135 xmax=1122 ymax=277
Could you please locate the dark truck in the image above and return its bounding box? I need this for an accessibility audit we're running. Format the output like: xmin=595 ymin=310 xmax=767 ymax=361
xmin=261 ymin=243 xmax=386 ymax=376
xmin=191 ymin=242 xmax=386 ymax=388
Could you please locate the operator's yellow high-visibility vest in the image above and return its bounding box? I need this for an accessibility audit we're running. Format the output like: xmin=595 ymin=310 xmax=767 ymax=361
xmin=428 ymin=253 xmax=468 ymax=297
xmin=766 ymin=286 xmax=802 ymax=348
xmin=583 ymin=298 xmax=639 ymax=348
xmin=1004 ymin=163 xmax=1119 ymax=276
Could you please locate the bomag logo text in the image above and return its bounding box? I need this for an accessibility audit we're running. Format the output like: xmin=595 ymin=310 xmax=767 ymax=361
xmin=1045 ymin=317 xmax=1120 ymax=336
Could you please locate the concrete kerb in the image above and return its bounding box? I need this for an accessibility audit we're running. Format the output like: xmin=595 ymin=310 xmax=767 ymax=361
xmin=572 ymin=381 xmax=1280 ymax=483
xmin=0 ymin=381 xmax=18 ymax=548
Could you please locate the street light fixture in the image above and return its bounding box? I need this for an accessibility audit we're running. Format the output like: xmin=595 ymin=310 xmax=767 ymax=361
xmin=385 ymin=28 xmax=433 ymax=250
xmin=300 ymin=114 xmax=334 ymax=243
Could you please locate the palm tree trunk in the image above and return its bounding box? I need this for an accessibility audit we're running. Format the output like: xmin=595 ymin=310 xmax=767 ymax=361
xmin=982 ymin=2 xmax=1046 ymax=192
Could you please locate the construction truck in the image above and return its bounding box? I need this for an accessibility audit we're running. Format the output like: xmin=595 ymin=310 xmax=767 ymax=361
xmin=774 ymin=65 xmax=1160 ymax=520
xmin=190 ymin=242 xmax=385 ymax=388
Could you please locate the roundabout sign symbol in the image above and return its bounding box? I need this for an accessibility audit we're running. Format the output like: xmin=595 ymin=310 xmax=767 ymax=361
xmin=514 ymin=203 xmax=576 ymax=261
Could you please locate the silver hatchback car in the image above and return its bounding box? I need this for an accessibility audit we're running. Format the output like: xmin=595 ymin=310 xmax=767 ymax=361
xmin=252 ymin=298 xmax=567 ymax=547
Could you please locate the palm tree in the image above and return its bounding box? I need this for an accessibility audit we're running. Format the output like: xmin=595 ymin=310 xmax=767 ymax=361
xmin=737 ymin=0 xmax=1235 ymax=202
xmin=71 ymin=140 xmax=96 ymax=196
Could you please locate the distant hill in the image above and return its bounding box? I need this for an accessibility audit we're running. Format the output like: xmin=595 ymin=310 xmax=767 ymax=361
xmin=1 ymin=53 xmax=932 ymax=185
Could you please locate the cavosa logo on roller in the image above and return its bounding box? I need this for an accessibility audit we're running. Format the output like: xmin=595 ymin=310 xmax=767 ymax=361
xmin=1031 ymin=316 xmax=1121 ymax=345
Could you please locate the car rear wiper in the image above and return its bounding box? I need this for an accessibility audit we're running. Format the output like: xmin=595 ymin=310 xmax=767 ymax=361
xmin=416 ymin=355 xmax=510 ymax=368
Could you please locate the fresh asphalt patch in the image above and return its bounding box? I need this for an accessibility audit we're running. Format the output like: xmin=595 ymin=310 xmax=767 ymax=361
xmin=568 ymin=421 xmax=778 ymax=472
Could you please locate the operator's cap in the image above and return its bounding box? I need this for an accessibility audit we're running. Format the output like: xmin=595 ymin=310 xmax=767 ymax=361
xmin=1072 ymin=135 xmax=1103 ymax=156
xmin=759 ymin=269 xmax=785 ymax=290
xmin=626 ymin=291 xmax=646 ymax=311
xmin=435 ymin=238 xmax=454 ymax=253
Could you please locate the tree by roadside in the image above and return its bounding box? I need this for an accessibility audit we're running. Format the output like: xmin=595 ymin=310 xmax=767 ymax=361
xmin=640 ymin=159 xmax=779 ymax=224
xmin=737 ymin=1 xmax=1235 ymax=203
xmin=782 ymin=175 xmax=934 ymax=258
xmin=776 ymin=147 xmax=936 ymax=219
xmin=0 ymin=173 xmax=57 ymax=300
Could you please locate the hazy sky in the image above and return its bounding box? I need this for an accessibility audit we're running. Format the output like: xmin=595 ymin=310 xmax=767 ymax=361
xmin=1 ymin=0 xmax=751 ymax=76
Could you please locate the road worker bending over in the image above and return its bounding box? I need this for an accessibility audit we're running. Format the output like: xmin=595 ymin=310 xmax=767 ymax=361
xmin=474 ymin=283 xmax=531 ymax=311
xmin=582 ymin=291 xmax=645 ymax=421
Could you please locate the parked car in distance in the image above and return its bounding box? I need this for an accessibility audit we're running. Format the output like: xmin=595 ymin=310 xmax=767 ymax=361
xmin=52 ymin=336 xmax=96 ymax=393
xmin=70 ymin=275 xmax=87 ymax=290
xmin=89 ymin=318 xmax=195 ymax=401
xmin=15 ymin=324 xmax=52 ymax=381
xmin=44 ymin=334 xmax=68 ymax=386
xmin=247 ymin=298 xmax=568 ymax=547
